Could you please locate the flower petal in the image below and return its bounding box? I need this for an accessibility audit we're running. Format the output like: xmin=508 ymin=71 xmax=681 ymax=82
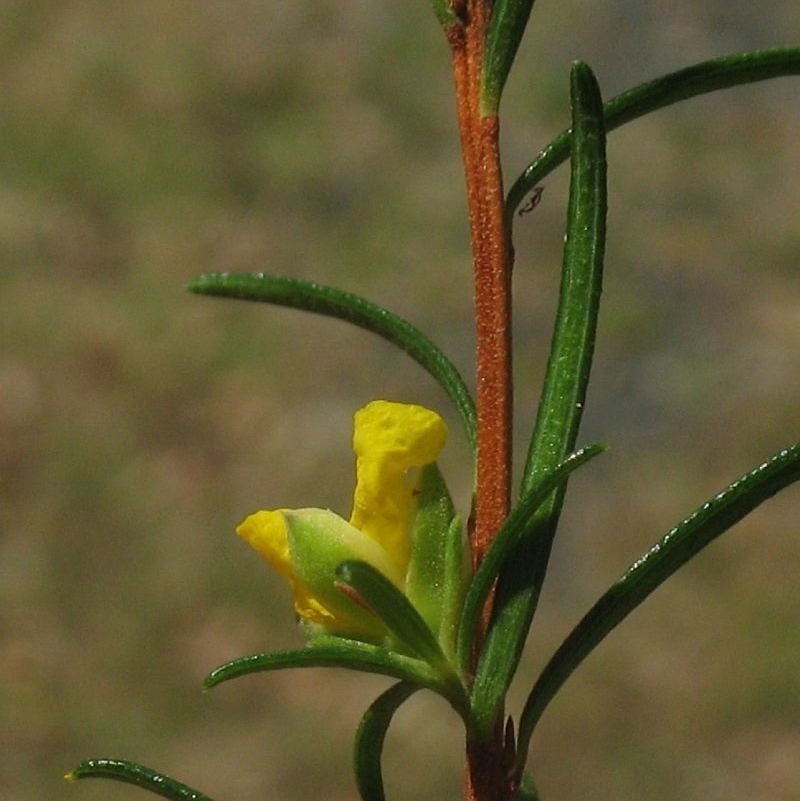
xmin=350 ymin=400 xmax=448 ymax=569
xmin=236 ymin=510 xmax=293 ymax=580
xmin=237 ymin=510 xmax=331 ymax=626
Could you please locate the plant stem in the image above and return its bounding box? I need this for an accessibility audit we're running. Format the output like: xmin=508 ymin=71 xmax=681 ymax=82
xmin=448 ymin=3 xmax=513 ymax=575
xmin=447 ymin=4 xmax=515 ymax=801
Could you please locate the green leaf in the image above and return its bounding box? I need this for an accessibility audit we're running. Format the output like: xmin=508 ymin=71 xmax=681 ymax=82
xmin=66 ymin=759 xmax=214 ymax=801
xmin=506 ymin=46 xmax=800 ymax=222
xmin=521 ymin=61 xmax=606 ymax=497
xmin=457 ymin=443 xmax=605 ymax=674
xmin=467 ymin=62 xmax=607 ymax=738
xmin=334 ymin=562 xmax=469 ymax=714
xmin=354 ymin=682 xmax=420 ymax=801
xmin=204 ymin=639 xmax=446 ymax=694
xmin=482 ymin=0 xmax=537 ymax=114
xmin=188 ymin=273 xmax=476 ymax=452
xmin=335 ymin=561 xmax=452 ymax=674
xmin=514 ymin=443 xmax=800 ymax=769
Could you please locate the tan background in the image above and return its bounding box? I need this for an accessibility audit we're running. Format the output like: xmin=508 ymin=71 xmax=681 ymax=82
xmin=2 ymin=2 xmax=799 ymax=800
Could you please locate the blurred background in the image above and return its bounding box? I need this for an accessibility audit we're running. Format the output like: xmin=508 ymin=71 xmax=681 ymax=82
xmin=1 ymin=2 xmax=799 ymax=800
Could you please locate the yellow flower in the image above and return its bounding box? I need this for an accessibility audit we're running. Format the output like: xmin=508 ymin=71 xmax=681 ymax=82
xmin=237 ymin=400 xmax=450 ymax=641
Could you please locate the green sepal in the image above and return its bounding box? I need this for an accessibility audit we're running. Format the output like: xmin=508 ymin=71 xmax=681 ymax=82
xmin=482 ymin=0 xmax=537 ymax=114
xmin=204 ymin=637 xmax=450 ymax=696
xmin=66 ymin=759 xmax=215 ymax=801
xmin=514 ymin=443 xmax=800 ymax=771
xmin=354 ymin=682 xmax=420 ymax=801
xmin=280 ymin=508 xmax=400 ymax=642
xmin=188 ymin=273 xmax=476 ymax=452
xmin=506 ymin=47 xmax=800 ymax=223
xmin=405 ymin=463 xmax=469 ymax=658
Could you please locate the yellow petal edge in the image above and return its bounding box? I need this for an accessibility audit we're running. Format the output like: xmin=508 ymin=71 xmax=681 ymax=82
xmin=236 ymin=510 xmax=336 ymax=625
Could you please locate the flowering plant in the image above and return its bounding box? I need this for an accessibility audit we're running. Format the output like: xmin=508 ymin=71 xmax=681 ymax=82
xmin=67 ymin=4 xmax=800 ymax=801
xmin=236 ymin=401 xmax=466 ymax=654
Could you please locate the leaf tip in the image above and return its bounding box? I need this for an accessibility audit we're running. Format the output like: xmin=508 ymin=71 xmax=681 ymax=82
xmin=202 ymin=667 xmax=224 ymax=691
xmin=185 ymin=273 xmax=220 ymax=295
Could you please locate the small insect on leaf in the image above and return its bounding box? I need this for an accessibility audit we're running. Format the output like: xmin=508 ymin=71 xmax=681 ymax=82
xmin=518 ymin=186 xmax=544 ymax=216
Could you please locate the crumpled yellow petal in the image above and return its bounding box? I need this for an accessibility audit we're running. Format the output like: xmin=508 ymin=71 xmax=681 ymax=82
xmin=350 ymin=400 xmax=448 ymax=570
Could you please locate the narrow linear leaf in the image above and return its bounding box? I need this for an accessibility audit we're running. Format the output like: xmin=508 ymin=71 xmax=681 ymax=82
xmin=354 ymin=682 xmax=420 ymax=801
xmin=66 ymin=759 xmax=214 ymax=801
xmin=468 ymin=62 xmax=607 ymax=739
xmin=335 ymin=561 xmax=453 ymax=677
xmin=506 ymin=46 xmax=800 ymax=222
xmin=457 ymin=443 xmax=605 ymax=672
xmin=205 ymin=640 xmax=443 ymax=693
xmin=521 ymin=61 xmax=606 ymax=496
xmin=482 ymin=0 xmax=537 ymax=114
xmin=188 ymin=273 xmax=476 ymax=451
xmin=515 ymin=443 xmax=800 ymax=767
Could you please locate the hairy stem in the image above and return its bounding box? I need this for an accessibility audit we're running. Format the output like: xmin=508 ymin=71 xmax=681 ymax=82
xmin=447 ymin=4 xmax=515 ymax=801
xmin=449 ymin=3 xmax=513 ymax=576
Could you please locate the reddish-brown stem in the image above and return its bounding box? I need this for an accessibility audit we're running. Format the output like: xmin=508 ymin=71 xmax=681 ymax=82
xmin=449 ymin=3 xmax=513 ymax=577
xmin=447 ymin=4 xmax=515 ymax=801
xmin=471 ymin=112 xmax=513 ymax=565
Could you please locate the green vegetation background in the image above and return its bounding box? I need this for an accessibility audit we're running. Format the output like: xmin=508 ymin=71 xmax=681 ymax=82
xmin=2 ymin=2 xmax=798 ymax=800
